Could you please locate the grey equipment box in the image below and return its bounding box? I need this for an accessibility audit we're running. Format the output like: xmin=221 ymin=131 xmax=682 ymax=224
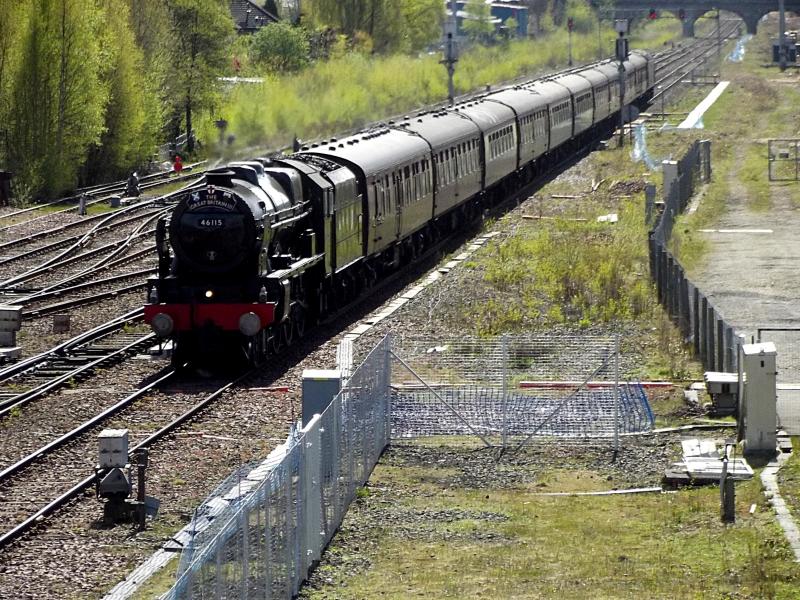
xmin=301 ymin=369 xmax=342 ymax=426
xmin=98 ymin=429 xmax=130 ymax=468
xmin=0 ymin=305 xmax=22 ymax=361
xmin=703 ymin=371 xmax=739 ymax=415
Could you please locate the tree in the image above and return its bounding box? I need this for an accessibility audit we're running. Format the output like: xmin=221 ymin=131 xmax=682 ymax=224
xmin=8 ymin=0 xmax=108 ymax=195
xmin=462 ymin=0 xmax=495 ymax=43
xmin=399 ymin=0 xmax=443 ymax=52
xmin=524 ymin=0 xmax=549 ymax=35
xmin=249 ymin=22 xmax=310 ymax=73
xmin=0 ymin=1 xmax=29 ymax=167
xmin=86 ymin=0 xmax=160 ymax=181
xmin=165 ymin=0 xmax=234 ymax=153
xmin=308 ymin=0 xmax=440 ymax=53
xmin=504 ymin=16 xmax=519 ymax=39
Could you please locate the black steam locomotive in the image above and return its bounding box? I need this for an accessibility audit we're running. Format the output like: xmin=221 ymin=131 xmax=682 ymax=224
xmin=145 ymin=51 xmax=656 ymax=365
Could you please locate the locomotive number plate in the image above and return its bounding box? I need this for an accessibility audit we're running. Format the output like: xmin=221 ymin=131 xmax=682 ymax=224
xmin=198 ymin=218 xmax=225 ymax=228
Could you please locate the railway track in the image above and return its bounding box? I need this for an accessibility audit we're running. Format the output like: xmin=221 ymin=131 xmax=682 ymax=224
xmin=0 ymin=368 xmax=253 ymax=550
xmin=0 ymin=200 xmax=169 ymax=291
xmin=0 ymin=28 xmax=738 ymax=561
xmin=652 ymin=20 xmax=741 ymax=102
xmin=0 ymin=162 xmax=205 ymax=230
xmin=0 ymin=309 xmax=150 ymax=419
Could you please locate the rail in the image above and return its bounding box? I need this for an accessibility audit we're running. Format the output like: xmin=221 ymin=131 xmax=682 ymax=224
xmin=0 ymin=368 xmax=251 ymax=550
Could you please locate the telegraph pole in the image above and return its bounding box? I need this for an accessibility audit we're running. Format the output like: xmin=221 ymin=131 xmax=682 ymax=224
xmin=615 ymin=19 xmax=629 ymax=148
xmin=442 ymin=0 xmax=459 ymax=105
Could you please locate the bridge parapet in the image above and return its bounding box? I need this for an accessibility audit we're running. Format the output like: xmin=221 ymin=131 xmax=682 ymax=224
xmin=608 ymin=1 xmax=800 ymax=36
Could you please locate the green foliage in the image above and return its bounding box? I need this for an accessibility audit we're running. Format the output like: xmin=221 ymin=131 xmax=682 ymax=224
xmin=7 ymin=0 xmax=108 ymax=196
xmin=476 ymin=196 xmax=654 ymax=333
xmin=564 ymin=0 xmax=596 ymax=34
xmin=164 ymin=0 xmax=235 ymax=153
xmin=462 ymin=0 xmax=495 ymax=43
xmin=399 ymin=0 xmax=443 ymax=52
xmin=87 ymin=0 xmax=160 ymax=181
xmin=307 ymin=0 xmax=442 ymax=53
xmin=249 ymin=21 xmax=310 ymax=73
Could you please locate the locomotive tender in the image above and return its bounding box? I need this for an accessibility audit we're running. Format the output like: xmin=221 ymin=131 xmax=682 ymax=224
xmin=145 ymin=51 xmax=656 ymax=365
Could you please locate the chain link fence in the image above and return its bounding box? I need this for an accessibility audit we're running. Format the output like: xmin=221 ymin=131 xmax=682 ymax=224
xmin=758 ymin=328 xmax=800 ymax=434
xmin=390 ymin=335 xmax=653 ymax=448
xmin=163 ymin=336 xmax=391 ymax=600
xmin=158 ymin=333 xmax=654 ymax=598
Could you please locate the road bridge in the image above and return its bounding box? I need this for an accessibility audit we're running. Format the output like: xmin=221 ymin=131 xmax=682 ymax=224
xmin=609 ymin=1 xmax=798 ymax=37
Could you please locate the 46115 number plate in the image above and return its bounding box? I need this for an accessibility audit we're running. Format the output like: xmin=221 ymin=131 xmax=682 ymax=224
xmin=198 ymin=218 xmax=224 ymax=228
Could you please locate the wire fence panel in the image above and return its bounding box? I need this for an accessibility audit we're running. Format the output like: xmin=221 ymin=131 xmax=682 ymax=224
xmin=163 ymin=336 xmax=391 ymax=600
xmin=390 ymin=335 xmax=653 ymax=445
xmin=758 ymin=328 xmax=800 ymax=434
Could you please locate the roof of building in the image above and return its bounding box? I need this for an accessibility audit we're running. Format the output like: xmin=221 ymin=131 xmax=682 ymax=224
xmin=229 ymin=0 xmax=278 ymax=32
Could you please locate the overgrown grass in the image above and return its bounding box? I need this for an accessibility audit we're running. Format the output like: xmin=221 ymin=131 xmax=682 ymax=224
xmin=777 ymin=438 xmax=800 ymax=518
xmin=203 ymin=19 xmax=685 ymax=154
xmin=305 ymin=445 xmax=800 ymax=599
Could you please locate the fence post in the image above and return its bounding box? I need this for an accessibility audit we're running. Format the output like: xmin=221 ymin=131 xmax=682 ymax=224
xmin=700 ymin=139 xmax=712 ymax=182
xmin=680 ymin=272 xmax=690 ymax=338
xmin=302 ymin=416 xmax=322 ymax=574
xmin=659 ymin=248 xmax=668 ymax=304
xmin=502 ymin=334 xmax=508 ymax=450
xmin=241 ymin=503 xmax=249 ymax=600
xmin=384 ymin=334 xmax=392 ymax=445
xmin=614 ymin=334 xmax=620 ymax=453
xmin=716 ymin=319 xmax=725 ymax=373
xmin=645 ymin=183 xmax=656 ymax=225
xmin=724 ymin=326 xmax=734 ymax=373
xmin=706 ymin=304 xmax=715 ymax=370
xmin=671 ymin=259 xmax=680 ymax=320
xmin=693 ymin=287 xmax=701 ymax=355
xmin=648 ymin=233 xmax=657 ymax=279
xmin=264 ymin=483 xmax=272 ymax=600
xmin=665 ymin=254 xmax=674 ymax=317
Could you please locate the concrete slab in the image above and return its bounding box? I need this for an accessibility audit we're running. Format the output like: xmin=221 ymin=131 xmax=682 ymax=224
xmin=401 ymin=286 xmax=425 ymax=299
xmin=678 ymin=81 xmax=730 ymax=129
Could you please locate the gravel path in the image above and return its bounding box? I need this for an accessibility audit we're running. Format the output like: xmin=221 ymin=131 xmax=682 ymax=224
xmin=691 ymin=157 xmax=800 ymax=340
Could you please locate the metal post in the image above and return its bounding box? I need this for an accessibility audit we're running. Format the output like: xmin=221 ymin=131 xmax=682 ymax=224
xmin=721 ymin=443 xmax=736 ymax=523
xmin=501 ymin=335 xmax=508 ymax=449
xmin=136 ymin=448 xmax=147 ymax=531
xmin=614 ymin=334 xmax=620 ymax=453
xmin=779 ymin=0 xmax=787 ymax=71
xmin=385 ymin=334 xmax=392 ymax=445
xmin=442 ymin=0 xmax=458 ymax=105
xmin=614 ymin=19 xmax=629 ymax=148
xmin=716 ymin=9 xmax=722 ymax=63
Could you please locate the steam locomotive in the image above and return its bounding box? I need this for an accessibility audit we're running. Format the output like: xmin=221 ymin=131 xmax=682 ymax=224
xmin=145 ymin=51 xmax=656 ymax=366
